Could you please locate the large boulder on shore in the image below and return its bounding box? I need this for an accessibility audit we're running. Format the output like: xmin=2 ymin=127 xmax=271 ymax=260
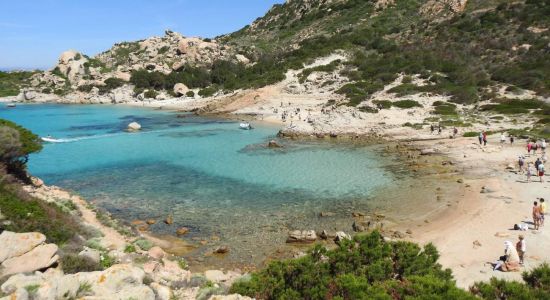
xmin=286 ymin=230 xmax=317 ymax=243
xmin=173 ymin=83 xmax=189 ymax=96
xmin=0 ymin=231 xmax=46 ymax=263
xmin=1 ymin=244 xmax=59 ymax=278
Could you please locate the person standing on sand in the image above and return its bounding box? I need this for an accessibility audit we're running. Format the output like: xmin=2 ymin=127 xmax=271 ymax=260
xmin=483 ymin=131 xmax=488 ymax=146
xmin=510 ymin=135 xmax=514 ymax=145
xmin=430 ymin=124 xmax=434 ymax=134
xmin=533 ymin=201 xmax=541 ymax=230
xmin=516 ymin=235 xmax=526 ymax=265
xmin=478 ymin=132 xmax=483 ymax=145
xmin=540 ymin=198 xmax=546 ymax=227
xmin=538 ymin=161 xmax=545 ymax=183
xmin=518 ymin=156 xmax=525 ymax=173
xmin=500 ymin=133 xmax=506 ymax=144
xmin=438 ymin=124 xmax=442 ymax=135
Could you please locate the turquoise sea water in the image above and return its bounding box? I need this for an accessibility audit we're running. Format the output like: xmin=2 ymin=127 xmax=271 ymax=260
xmin=0 ymin=104 xmax=395 ymax=266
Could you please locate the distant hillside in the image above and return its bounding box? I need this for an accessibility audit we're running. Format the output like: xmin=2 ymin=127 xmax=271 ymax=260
xmin=5 ymin=0 xmax=549 ymax=106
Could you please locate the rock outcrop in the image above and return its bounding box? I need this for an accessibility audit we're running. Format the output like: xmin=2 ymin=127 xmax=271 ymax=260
xmin=127 ymin=122 xmax=142 ymax=131
xmin=0 ymin=232 xmax=59 ymax=279
xmin=1 ymin=264 xmax=155 ymax=300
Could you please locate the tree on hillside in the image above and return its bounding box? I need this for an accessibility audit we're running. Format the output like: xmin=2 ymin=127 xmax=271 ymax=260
xmin=0 ymin=119 xmax=42 ymax=179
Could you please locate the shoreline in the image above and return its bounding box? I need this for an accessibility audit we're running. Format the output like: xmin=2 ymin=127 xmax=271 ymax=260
xmin=2 ymin=100 xmax=550 ymax=290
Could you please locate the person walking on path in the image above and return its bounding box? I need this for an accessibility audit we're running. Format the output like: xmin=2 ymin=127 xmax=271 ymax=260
xmin=538 ymin=161 xmax=545 ymax=183
xmin=453 ymin=127 xmax=458 ymax=138
xmin=542 ymin=139 xmax=547 ymax=153
xmin=483 ymin=131 xmax=488 ymax=146
xmin=533 ymin=201 xmax=541 ymax=230
xmin=479 ymin=132 xmax=483 ymax=145
xmin=540 ymin=198 xmax=546 ymax=227
xmin=527 ymin=163 xmax=534 ymax=182
xmin=516 ymin=235 xmax=526 ymax=265
xmin=500 ymin=133 xmax=506 ymax=144
xmin=430 ymin=124 xmax=434 ymax=134
xmin=518 ymin=156 xmax=525 ymax=174
xmin=438 ymin=125 xmax=442 ymax=135
xmin=534 ymin=142 xmax=539 ymax=155
xmin=510 ymin=135 xmax=514 ymax=145
xmin=535 ymin=158 xmax=542 ymax=173
xmin=527 ymin=141 xmax=533 ymax=155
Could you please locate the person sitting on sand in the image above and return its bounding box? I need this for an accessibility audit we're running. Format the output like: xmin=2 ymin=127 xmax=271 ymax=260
xmin=533 ymin=201 xmax=541 ymax=230
xmin=516 ymin=235 xmax=526 ymax=265
xmin=538 ymin=161 xmax=545 ymax=183
xmin=493 ymin=241 xmax=521 ymax=272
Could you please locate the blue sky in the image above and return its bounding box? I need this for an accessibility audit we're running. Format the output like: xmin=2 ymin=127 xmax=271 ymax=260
xmin=0 ymin=0 xmax=283 ymax=70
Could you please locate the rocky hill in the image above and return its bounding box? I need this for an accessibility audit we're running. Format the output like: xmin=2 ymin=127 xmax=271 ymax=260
xmin=6 ymin=0 xmax=550 ymax=111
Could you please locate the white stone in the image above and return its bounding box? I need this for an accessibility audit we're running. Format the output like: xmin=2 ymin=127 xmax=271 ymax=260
xmin=173 ymin=83 xmax=189 ymax=96
xmin=127 ymin=122 xmax=142 ymax=131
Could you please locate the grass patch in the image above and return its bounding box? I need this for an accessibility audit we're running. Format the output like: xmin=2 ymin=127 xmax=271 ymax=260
xmin=0 ymin=179 xmax=82 ymax=245
xmin=388 ymin=83 xmax=428 ymax=97
xmin=393 ymin=100 xmax=422 ymax=109
xmin=298 ymin=59 xmax=341 ymax=83
xmin=480 ymin=99 xmax=548 ymax=114
xmin=60 ymin=254 xmax=102 ymax=274
xmin=432 ymin=101 xmax=457 ymax=115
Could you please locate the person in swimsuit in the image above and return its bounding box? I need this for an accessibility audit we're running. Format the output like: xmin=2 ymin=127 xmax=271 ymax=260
xmin=533 ymin=201 xmax=541 ymax=230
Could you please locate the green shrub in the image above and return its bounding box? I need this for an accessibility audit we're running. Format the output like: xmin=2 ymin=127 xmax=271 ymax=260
xmin=463 ymin=131 xmax=479 ymax=137
xmin=480 ymin=99 xmax=548 ymax=114
xmin=0 ymin=71 xmax=37 ymax=97
xmin=372 ymin=100 xmax=392 ymax=109
xmin=388 ymin=83 xmax=426 ymax=96
xmin=198 ymin=87 xmax=218 ymax=97
xmin=186 ymin=90 xmax=195 ymax=97
xmin=393 ymin=100 xmax=422 ymax=109
xmin=60 ymin=254 xmax=102 ymax=274
xmin=134 ymin=239 xmax=154 ymax=251
xmin=230 ymin=231 xmax=466 ymax=299
xmin=124 ymin=244 xmax=136 ymax=253
xmin=144 ymin=90 xmax=158 ymax=99
xmin=432 ymin=101 xmax=457 ymax=115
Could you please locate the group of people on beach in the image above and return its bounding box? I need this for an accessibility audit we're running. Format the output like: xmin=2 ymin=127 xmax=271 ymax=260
xmin=518 ymin=140 xmax=547 ymax=183
xmin=481 ymin=132 xmax=548 ymax=272
xmin=493 ymin=199 xmax=546 ymax=272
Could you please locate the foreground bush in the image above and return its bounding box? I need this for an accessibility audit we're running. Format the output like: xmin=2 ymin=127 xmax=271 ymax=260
xmin=231 ymin=232 xmax=472 ymax=299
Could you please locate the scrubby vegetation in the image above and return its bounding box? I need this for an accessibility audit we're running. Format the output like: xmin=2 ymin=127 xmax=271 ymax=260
xmin=232 ymin=232 xmax=550 ymax=300
xmin=0 ymin=71 xmax=37 ymax=97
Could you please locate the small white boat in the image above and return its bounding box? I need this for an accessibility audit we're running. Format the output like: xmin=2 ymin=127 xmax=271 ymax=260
xmin=239 ymin=122 xmax=253 ymax=130
xmin=41 ymin=136 xmax=62 ymax=143
xmin=6 ymin=103 xmax=16 ymax=108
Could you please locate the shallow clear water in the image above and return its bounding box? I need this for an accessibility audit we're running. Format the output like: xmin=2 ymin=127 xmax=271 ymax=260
xmin=0 ymin=104 xmax=395 ymax=266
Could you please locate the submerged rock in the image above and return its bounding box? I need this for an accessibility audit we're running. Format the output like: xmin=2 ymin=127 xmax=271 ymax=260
xmin=176 ymin=227 xmax=189 ymax=236
xmin=267 ymin=140 xmax=282 ymax=148
xmin=286 ymin=230 xmax=317 ymax=243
